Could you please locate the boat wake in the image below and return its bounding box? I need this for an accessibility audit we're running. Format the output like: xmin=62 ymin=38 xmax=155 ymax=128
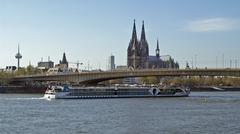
xmin=1 ymin=97 xmax=45 ymax=101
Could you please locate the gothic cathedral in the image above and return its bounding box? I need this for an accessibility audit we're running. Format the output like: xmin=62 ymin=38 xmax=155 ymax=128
xmin=127 ymin=20 xmax=179 ymax=69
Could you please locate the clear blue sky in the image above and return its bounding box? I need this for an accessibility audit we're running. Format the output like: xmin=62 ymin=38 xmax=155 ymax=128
xmin=1 ymin=0 xmax=240 ymax=69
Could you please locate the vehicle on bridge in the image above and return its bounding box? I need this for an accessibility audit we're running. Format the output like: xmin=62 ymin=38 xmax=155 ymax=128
xmin=43 ymin=85 xmax=190 ymax=99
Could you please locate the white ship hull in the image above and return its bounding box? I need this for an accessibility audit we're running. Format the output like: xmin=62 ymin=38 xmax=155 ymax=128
xmin=43 ymin=86 xmax=190 ymax=99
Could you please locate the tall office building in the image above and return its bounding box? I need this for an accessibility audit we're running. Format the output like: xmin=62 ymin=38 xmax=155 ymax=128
xmin=108 ymin=55 xmax=115 ymax=70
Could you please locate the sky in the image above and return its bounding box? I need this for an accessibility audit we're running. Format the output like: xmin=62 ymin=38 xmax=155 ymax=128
xmin=1 ymin=0 xmax=240 ymax=70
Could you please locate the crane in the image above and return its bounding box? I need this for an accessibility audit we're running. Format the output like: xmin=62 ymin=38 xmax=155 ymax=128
xmin=68 ymin=61 xmax=83 ymax=71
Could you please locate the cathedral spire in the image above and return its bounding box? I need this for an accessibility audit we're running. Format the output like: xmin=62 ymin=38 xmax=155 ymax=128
xmin=128 ymin=19 xmax=140 ymax=69
xmin=131 ymin=19 xmax=137 ymax=41
xmin=139 ymin=20 xmax=149 ymax=69
xmin=62 ymin=52 xmax=67 ymax=63
xmin=156 ymin=39 xmax=160 ymax=58
xmin=61 ymin=52 xmax=68 ymax=67
xmin=140 ymin=20 xmax=146 ymax=41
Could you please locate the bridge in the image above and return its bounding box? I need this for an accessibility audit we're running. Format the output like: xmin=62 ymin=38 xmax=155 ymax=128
xmin=11 ymin=68 xmax=240 ymax=85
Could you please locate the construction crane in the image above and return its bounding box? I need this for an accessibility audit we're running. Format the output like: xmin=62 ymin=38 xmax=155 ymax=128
xmin=69 ymin=61 xmax=83 ymax=70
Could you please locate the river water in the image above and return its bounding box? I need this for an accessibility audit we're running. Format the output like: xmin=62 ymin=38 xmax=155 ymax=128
xmin=0 ymin=92 xmax=240 ymax=134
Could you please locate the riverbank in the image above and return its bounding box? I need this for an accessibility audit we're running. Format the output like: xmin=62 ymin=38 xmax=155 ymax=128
xmin=191 ymin=86 xmax=240 ymax=92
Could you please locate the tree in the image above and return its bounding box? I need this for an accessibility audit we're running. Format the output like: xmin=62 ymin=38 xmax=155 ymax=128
xmin=140 ymin=77 xmax=159 ymax=84
xmin=14 ymin=65 xmax=42 ymax=76
xmin=15 ymin=68 xmax=27 ymax=76
xmin=0 ymin=72 xmax=12 ymax=85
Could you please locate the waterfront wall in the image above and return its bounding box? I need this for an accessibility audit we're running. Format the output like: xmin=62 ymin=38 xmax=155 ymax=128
xmin=0 ymin=86 xmax=46 ymax=94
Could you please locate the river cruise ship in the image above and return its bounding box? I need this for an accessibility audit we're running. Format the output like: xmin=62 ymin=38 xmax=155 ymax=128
xmin=43 ymin=85 xmax=190 ymax=99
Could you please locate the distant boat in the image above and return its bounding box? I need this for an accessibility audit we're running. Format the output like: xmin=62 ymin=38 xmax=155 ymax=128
xmin=212 ymin=86 xmax=225 ymax=91
xmin=43 ymin=85 xmax=190 ymax=99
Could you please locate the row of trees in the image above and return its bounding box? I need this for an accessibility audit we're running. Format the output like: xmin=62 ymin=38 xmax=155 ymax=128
xmin=103 ymin=76 xmax=240 ymax=87
xmin=0 ymin=65 xmax=42 ymax=85
xmin=140 ymin=76 xmax=240 ymax=87
xmin=170 ymin=77 xmax=240 ymax=87
xmin=14 ymin=65 xmax=42 ymax=76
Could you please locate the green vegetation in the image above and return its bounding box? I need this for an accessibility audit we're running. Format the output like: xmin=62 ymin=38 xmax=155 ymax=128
xmin=0 ymin=72 xmax=13 ymax=85
xmin=15 ymin=65 xmax=42 ymax=76
xmin=140 ymin=76 xmax=240 ymax=87
xmin=140 ymin=77 xmax=159 ymax=84
xmin=0 ymin=65 xmax=42 ymax=85
xmin=169 ymin=76 xmax=240 ymax=87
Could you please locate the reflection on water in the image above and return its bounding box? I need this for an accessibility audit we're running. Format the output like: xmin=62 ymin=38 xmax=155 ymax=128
xmin=0 ymin=92 xmax=240 ymax=134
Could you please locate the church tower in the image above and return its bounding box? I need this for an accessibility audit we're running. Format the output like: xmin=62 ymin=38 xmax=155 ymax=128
xmin=127 ymin=20 xmax=141 ymax=69
xmin=139 ymin=21 xmax=149 ymax=69
xmin=60 ymin=52 xmax=68 ymax=68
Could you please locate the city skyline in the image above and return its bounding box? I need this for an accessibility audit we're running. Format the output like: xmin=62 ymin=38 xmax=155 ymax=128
xmin=1 ymin=0 xmax=240 ymax=69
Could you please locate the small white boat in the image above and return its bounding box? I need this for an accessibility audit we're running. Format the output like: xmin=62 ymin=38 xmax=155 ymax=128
xmin=43 ymin=85 xmax=71 ymax=99
xmin=43 ymin=85 xmax=190 ymax=99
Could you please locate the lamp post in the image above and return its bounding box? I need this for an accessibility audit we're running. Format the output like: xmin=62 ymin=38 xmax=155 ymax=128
xmin=77 ymin=62 xmax=83 ymax=85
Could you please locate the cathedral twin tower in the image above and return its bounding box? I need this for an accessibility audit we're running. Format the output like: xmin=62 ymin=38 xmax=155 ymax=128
xmin=128 ymin=20 xmax=158 ymax=69
xmin=127 ymin=20 xmax=179 ymax=69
